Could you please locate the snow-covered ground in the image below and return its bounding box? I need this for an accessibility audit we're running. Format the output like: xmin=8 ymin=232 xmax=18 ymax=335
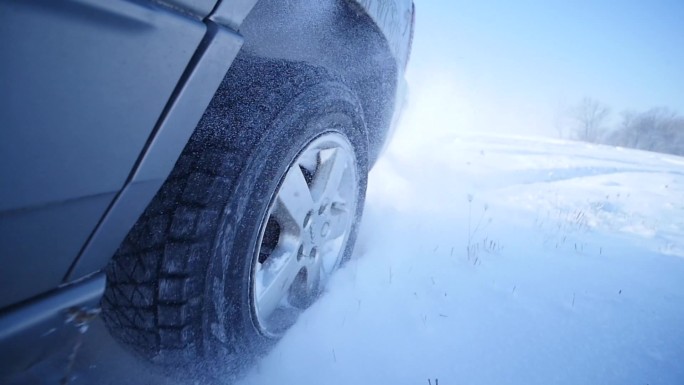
xmin=238 ymin=124 xmax=684 ymax=384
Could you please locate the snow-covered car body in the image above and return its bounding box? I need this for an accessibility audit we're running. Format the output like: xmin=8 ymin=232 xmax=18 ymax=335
xmin=0 ymin=0 xmax=413 ymax=378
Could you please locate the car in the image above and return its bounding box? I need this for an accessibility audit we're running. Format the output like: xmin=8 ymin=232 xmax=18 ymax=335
xmin=0 ymin=0 xmax=414 ymax=380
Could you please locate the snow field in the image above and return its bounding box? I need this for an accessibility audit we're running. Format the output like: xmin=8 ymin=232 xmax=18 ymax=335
xmin=239 ymin=127 xmax=684 ymax=384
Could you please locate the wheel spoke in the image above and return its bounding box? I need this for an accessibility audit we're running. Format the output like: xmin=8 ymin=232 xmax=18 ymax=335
xmin=305 ymin=259 xmax=323 ymax=293
xmin=255 ymin=246 xmax=302 ymax=322
xmin=273 ymin=165 xmax=315 ymax=232
xmin=311 ymin=148 xmax=348 ymax=203
xmin=318 ymin=236 xmax=345 ymax=274
xmin=326 ymin=204 xmax=350 ymax=239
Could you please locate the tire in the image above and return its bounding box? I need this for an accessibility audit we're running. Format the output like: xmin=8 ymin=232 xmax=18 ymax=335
xmin=101 ymin=55 xmax=368 ymax=377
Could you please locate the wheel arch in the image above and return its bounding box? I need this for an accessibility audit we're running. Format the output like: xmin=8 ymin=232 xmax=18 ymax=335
xmin=238 ymin=0 xmax=398 ymax=165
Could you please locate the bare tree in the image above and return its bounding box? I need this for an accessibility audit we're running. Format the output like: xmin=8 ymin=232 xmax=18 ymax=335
xmin=606 ymin=108 xmax=684 ymax=155
xmin=572 ymin=97 xmax=610 ymax=143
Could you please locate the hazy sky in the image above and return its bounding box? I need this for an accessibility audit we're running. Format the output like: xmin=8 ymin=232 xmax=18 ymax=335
xmin=407 ymin=0 xmax=684 ymax=137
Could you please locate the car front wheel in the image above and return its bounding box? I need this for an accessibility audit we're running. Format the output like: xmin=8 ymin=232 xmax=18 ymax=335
xmin=102 ymin=56 xmax=368 ymax=376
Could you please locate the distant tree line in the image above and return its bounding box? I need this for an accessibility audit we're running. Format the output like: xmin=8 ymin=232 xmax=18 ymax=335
xmin=568 ymin=97 xmax=684 ymax=156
